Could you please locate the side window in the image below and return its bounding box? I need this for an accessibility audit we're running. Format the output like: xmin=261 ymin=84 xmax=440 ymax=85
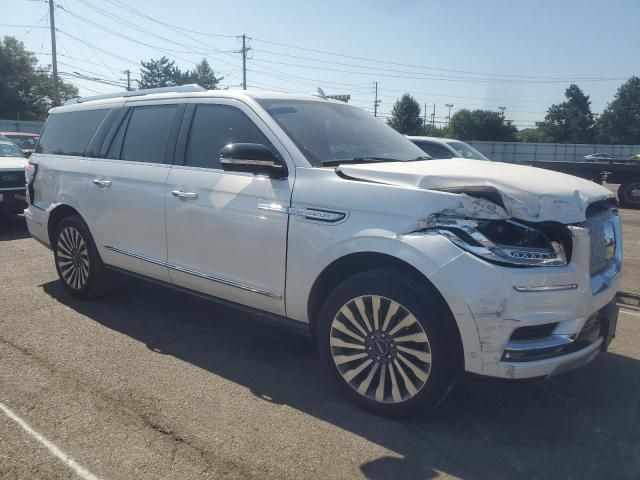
xmin=120 ymin=105 xmax=178 ymax=163
xmin=105 ymin=111 xmax=129 ymax=159
xmin=416 ymin=142 xmax=454 ymax=159
xmin=36 ymin=109 xmax=108 ymax=156
xmin=185 ymin=104 xmax=270 ymax=169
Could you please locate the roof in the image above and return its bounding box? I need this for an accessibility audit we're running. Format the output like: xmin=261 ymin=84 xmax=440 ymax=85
xmin=52 ymin=87 xmax=343 ymax=114
xmin=0 ymin=131 xmax=39 ymax=136
xmin=405 ymin=136 xmax=458 ymax=143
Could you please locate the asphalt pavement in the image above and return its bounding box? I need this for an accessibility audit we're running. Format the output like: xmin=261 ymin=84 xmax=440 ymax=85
xmin=0 ymin=210 xmax=639 ymax=480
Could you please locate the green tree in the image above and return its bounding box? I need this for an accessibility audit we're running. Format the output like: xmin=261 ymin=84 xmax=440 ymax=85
xmin=536 ymin=84 xmax=595 ymax=143
xmin=596 ymin=76 xmax=640 ymax=144
xmin=423 ymin=124 xmax=445 ymax=137
xmin=446 ymin=109 xmax=517 ymax=141
xmin=0 ymin=36 xmax=78 ymax=120
xmin=516 ymin=128 xmax=543 ymax=143
xmin=138 ymin=56 xmax=180 ymax=89
xmin=387 ymin=94 xmax=425 ymax=135
xmin=179 ymin=59 xmax=224 ymax=89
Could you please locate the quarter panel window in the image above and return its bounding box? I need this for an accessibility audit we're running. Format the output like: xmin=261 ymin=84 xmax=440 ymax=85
xmin=36 ymin=109 xmax=108 ymax=156
xmin=415 ymin=142 xmax=454 ymax=159
xmin=185 ymin=104 xmax=270 ymax=169
xmin=120 ymin=105 xmax=178 ymax=163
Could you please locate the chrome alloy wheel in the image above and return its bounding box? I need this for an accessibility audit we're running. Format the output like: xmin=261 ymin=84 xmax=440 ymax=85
xmin=329 ymin=295 xmax=432 ymax=404
xmin=56 ymin=226 xmax=90 ymax=290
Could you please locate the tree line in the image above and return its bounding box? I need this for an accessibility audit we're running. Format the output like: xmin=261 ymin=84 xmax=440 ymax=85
xmin=386 ymin=78 xmax=640 ymax=145
xmin=1 ymin=34 xmax=638 ymax=145
xmin=0 ymin=36 xmax=224 ymax=120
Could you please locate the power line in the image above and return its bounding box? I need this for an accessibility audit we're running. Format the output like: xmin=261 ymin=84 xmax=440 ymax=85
xmin=56 ymin=29 xmax=139 ymax=65
xmin=250 ymin=37 xmax=632 ymax=82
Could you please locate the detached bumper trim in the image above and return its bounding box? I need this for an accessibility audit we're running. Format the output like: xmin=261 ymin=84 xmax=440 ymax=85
xmin=513 ymin=284 xmax=578 ymax=292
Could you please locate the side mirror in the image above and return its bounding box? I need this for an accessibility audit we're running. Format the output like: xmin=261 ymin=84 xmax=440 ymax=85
xmin=219 ymin=143 xmax=287 ymax=179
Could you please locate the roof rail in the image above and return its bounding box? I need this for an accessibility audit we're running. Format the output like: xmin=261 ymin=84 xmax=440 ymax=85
xmin=64 ymin=84 xmax=206 ymax=105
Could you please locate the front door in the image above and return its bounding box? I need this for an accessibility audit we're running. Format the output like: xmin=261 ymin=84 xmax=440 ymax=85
xmin=164 ymin=101 xmax=293 ymax=315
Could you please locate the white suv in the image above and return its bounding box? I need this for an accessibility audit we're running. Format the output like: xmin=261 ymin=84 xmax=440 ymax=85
xmin=25 ymin=86 xmax=622 ymax=416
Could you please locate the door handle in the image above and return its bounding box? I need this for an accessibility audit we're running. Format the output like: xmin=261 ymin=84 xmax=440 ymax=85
xmin=92 ymin=179 xmax=112 ymax=188
xmin=171 ymin=190 xmax=198 ymax=200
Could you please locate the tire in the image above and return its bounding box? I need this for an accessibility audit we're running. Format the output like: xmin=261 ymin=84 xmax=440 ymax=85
xmin=53 ymin=215 xmax=108 ymax=298
xmin=317 ymin=268 xmax=462 ymax=417
xmin=618 ymin=178 xmax=640 ymax=209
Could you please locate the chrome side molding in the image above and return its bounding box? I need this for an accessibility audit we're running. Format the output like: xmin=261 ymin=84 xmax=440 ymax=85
xmin=104 ymin=245 xmax=282 ymax=299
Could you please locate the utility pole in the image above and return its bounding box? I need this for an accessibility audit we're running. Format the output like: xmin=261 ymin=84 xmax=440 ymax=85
xmin=123 ymin=70 xmax=131 ymax=91
xmin=241 ymin=34 xmax=249 ymax=90
xmin=431 ymin=104 xmax=436 ymax=127
xmin=373 ymin=81 xmax=380 ymax=117
xmin=445 ymin=104 xmax=454 ymax=125
xmin=49 ymin=0 xmax=59 ymax=106
xmin=423 ymin=103 xmax=427 ymax=128
xmin=498 ymin=106 xmax=506 ymax=118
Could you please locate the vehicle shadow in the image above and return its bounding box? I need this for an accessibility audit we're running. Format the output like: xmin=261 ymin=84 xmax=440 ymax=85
xmin=0 ymin=214 xmax=30 ymax=241
xmin=42 ymin=276 xmax=640 ymax=480
xmin=618 ymin=291 xmax=640 ymax=311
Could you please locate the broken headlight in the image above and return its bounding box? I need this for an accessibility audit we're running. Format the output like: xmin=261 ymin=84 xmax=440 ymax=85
xmin=435 ymin=217 xmax=568 ymax=267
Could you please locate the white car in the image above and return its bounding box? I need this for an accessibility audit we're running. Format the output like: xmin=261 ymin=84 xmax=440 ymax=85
xmin=25 ymin=86 xmax=622 ymax=416
xmin=0 ymin=135 xmax=28 ymax=216
xmin=407 ymin=136 xmax=490 ymax=160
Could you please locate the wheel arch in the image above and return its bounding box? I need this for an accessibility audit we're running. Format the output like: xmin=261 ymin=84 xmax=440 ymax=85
xmin=47 ymin=204 xmax=85 ymax=246
xmin=307 ymin=252 xmax=464 ymax=365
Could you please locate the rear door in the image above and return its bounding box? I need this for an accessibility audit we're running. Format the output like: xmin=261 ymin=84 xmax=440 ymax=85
xmin=164 ymin=100 xmax=294 ymax=315
xmin=84 ymin=102 xmax=184 ymax=282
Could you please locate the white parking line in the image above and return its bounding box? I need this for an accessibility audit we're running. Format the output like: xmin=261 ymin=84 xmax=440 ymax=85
xmin=0 ymin=401 xmax=99 ymax=480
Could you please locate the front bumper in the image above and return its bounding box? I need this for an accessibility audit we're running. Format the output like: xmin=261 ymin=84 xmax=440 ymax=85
xmin=0 ymin=189 xmax=27 ymax=214
xmin=427 ymin=220 xmax=621 ymax=379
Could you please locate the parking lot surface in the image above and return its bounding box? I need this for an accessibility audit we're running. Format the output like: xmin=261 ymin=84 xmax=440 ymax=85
xmin=0 ymin=210 xmax=639 ymax=480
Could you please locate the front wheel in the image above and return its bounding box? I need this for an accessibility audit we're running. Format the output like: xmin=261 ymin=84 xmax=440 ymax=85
xmin=53 ymin=215 xmax=108 ymax=298
xmin=618 ymin=178 xmax=640 ymax=209
xmin=317 ymin=269 xmax=461 ymax=417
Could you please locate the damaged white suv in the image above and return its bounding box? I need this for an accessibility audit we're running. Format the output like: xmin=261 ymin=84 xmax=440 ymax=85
xmin=26 ymin=86 xmax=622 ymax=416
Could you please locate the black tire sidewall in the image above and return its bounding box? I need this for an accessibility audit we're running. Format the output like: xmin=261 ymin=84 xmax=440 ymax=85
xmin=53 ymin=215 xmax=104 ymax=298
xmin=317 ymin=268 xmax=460 ymax=417
xmin=618 ymin=179 xmax=640 ymax=208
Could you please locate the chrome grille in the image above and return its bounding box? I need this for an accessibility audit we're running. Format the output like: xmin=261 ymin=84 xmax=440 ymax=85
xmin=585 ymin=211 xmax=616 ymax=276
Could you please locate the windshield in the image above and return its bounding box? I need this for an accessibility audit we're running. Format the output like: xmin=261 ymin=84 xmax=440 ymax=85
xmin=445 ymin=141 xmax=489 ymax=161
xmin=257 ymin=99 xmax=426 ymax=166
xmin=6 ymin=135 xmax=38 ymax=150
xmin=0 ymin=138 xmax=25 ymax=157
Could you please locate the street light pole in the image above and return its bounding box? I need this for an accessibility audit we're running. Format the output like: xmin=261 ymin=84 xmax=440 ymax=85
xmin=445 ymin=104 xmax=454 ymax=125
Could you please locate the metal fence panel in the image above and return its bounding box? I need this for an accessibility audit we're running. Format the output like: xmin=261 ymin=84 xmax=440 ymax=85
xmin=0 ymin=120 xmax=45 ymax=134
xmin=466 ymin=141 xmax=640 ymax=163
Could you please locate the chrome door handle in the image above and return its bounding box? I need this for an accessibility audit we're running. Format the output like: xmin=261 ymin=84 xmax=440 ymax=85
xmin=171 ymin=190 xmax=198 ymax=200
xmin=92 ymin=179 xmax=111 ymax=188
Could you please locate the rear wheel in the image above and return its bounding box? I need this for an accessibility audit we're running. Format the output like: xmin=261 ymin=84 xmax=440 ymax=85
xmin=53 ymin=215 xmax=108 ymax=298
xmin=618 ymin=178 xmax=640 ymax=209
xmin=317 ymin=269 xmax=461 ymax=417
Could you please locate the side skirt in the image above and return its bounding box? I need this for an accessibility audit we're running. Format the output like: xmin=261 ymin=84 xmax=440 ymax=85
xmin=104 ymin=265 xmax=311 ymax=337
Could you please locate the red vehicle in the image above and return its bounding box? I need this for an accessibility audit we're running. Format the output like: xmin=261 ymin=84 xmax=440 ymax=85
xmin=0 ymin=132 xmax=40 ymax=156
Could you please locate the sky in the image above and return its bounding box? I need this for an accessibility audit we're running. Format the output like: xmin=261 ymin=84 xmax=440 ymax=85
xmin=2 ymin=0 xmax=639 ymax=128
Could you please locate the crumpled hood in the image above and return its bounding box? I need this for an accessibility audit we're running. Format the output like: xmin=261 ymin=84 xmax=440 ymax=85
xmin=0 ymin=156 xmax=27 ymax=171
xmin=338 ymin=159 xmax=614 ymax=223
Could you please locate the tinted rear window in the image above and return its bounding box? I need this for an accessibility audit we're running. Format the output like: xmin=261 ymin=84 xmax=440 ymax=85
xmin=120 ymin=105 xmax=177 ymax=163
xmin=415 ymin=142 xmax=454 ymax=159
xmin=36 ymin=110 xmax=108 ymax=156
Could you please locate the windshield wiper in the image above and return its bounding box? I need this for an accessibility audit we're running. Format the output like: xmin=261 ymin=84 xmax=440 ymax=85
xmin=321 ymin=156 xmax=414 ymax=167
